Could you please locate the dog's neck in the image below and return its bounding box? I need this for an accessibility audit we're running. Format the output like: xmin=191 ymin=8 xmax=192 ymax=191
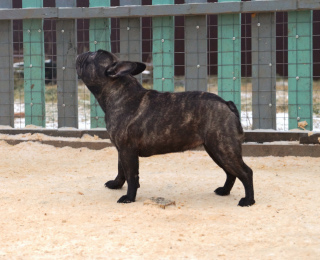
xmin=86 ymin=76 xmax=147 ymax=115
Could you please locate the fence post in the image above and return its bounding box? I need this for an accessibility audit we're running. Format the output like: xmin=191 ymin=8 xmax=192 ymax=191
xmin=56 ymin=0 xmax=78 ymax=128
xmin=288 ymin=11 xmax=313 ymax=130
xmin=251 ymin=2 xmax=277 ymax=129
xmin=152 ymin=0 xmax=174 ymax=92
xmin=218 ymin=0 xmax=241 ymax=113
xmin=0 ymin=0 xmax=14 ymax=127
xmin=89 ymin=0 xmax=111 ymax=128
xmin=120 ymin=0 xmax=142 ymax=83
xmin=184 ymin=0 xmax=207 ymax=92
xmin=22 ymin=0 xmax=46 ymax=127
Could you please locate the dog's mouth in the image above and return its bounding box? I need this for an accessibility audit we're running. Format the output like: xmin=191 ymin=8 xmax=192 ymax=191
xmin=76 ymin=53 xmax=91 ymax=79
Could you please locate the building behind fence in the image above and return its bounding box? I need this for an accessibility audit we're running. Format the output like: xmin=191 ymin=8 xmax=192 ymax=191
xmin=0 ymin=0 xmax=319 ymax=131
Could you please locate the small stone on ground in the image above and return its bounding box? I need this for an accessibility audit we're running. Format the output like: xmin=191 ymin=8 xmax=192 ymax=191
xmin=143 ymin=197 xmax=176 ymax=209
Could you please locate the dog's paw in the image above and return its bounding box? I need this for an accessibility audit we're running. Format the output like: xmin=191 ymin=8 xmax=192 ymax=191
xmin=214 ymin=187 xmax=230 ymax=196
xmin=105 ymin=180 xmax=124 ymax=189
xmin=117 ymin=195 xmax=135 ymax=203
xmin=238 ymin=197 xmax=255 ymax=207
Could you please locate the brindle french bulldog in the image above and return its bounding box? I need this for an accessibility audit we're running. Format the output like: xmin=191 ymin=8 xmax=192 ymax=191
xmin=76 ymin=49 xmax=255 ymax=207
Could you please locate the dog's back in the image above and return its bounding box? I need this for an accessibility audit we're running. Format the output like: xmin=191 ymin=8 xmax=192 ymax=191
xmin=119 ymin=90 xmax=243 ymax=157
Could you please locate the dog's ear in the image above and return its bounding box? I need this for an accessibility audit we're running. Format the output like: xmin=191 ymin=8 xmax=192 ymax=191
xmin=105 ymin=61 xmax=146 ymax=78
xmin=131 ymin=62 xmax=146 ymax=76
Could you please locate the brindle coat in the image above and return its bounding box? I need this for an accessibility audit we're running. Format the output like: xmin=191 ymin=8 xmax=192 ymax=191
xmin=76 ymin=50 xmax=255 ymax=206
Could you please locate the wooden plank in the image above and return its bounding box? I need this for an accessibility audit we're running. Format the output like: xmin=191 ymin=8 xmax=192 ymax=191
xmin=120 ymin=0 xmax=142 ymax=82
xmin=185 ymin=12 xmax=207 ymax=91
xmin=152 ymin=0 xmax=174 ymax=92
xmin=56 ymin=0 xmax=78 ymax=128
xmin=1 ymin=1 xmax=320 ymax=20
xmin=0 ymin=1 xmax=14 ymax=127
xmin=120 ymin=0 xmax=140 ymax=6
xmin=56 ymin=0 xmax=76 ymax=7
xmin=119 ymin=18 xmax=141 ymax=62
xmin=242 ymin=144 xmax=320 ymax=158
xmin=300 ymin=133 xmax=320 ymax=144
xmin=23 ymin=0 xmax=43 ymax=7
xmin=288 ymin=11 xmax=313 ymax=130
xmin=89 ymin=0 xmax=111 ymax=128
xmin=0 ymin=0 xmax=12 ymax=8
xmin=22 ymin=0 xmax=46 ymax=127
xmin=54 ymin=1 xmax=298 ymax=19
xmin=251 ymin=12 xmax=277 ymax=129
xmin=218 ymin=0 xmax=241 ymax=113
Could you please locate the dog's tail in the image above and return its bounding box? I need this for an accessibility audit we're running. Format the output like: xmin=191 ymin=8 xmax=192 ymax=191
xmin=226 ymin=101 xmax=244 ymax=137
xmin=226 ymin=101 xmax=240 ymax=119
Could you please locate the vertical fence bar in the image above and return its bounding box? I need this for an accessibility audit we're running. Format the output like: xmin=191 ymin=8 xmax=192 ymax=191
xmin=152 ymin=0 xmax=174 ymax=92
xmin=23 ymin=0 xmax=46 ymax=127
xmin=184 ymin=0 xmax=207 ymax=92
xmin=218 ymin=0 xmax=241 ymax=112
xmin=120 ymin=0 xmax=142 ymax=82
xmin=89 ymin=0 xmax=111 ymax=128
xmin=0 ymin=1 xmax=14 ymax=127
xmin=56 ymin=0 xmax=78 ymax=128
xmin=288 ymin=11 xmax=313 ymax=130
xmin=251 ymin=9 xmax=277 ymax=129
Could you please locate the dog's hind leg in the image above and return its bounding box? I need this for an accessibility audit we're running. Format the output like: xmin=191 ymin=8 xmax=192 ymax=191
xmin=105 ymin=156 xmax=126 ymax=189
xmin=204 ymin=136 xmax=255 ymax=207
xmin=204 ymin=144 xmax=236 ymax=196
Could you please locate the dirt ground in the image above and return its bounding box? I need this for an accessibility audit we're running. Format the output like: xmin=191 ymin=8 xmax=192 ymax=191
xmin=0 ymin=139 xmax=319 ymax=259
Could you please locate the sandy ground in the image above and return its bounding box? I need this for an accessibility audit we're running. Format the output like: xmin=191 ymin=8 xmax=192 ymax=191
xmin=0 ymin=140 xmax=320 ymax=259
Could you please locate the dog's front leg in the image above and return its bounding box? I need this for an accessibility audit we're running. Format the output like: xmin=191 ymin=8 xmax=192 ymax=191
xmin=116 ymin=149 xmax=140 ymax=203
xmin=105 ymin=156 xmax=126 ymax=189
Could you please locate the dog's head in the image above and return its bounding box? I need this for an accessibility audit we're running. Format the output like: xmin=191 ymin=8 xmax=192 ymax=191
xmin=76 ymin=49 xmax=146 ymax=86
